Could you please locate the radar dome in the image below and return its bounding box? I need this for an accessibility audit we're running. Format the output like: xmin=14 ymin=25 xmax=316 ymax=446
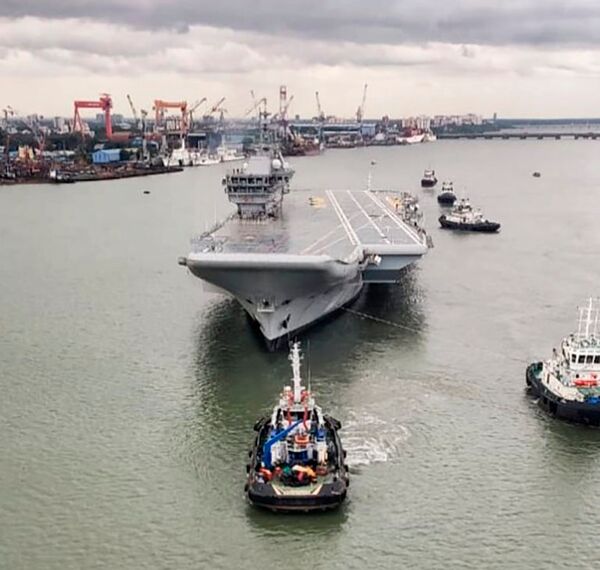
xmin=271 ymin=158 xmax=282 ymax=170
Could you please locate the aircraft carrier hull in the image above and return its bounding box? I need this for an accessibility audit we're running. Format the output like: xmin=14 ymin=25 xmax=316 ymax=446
xmin=186 ymin=253 xmax=364 ymax=346
xmin=182 ymin=188 xmax=429 ymax=348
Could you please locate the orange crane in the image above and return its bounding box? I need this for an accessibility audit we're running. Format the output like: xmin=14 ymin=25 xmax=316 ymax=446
xmin=73 ymin=93 xmax=113 ymax=138
xmin=153 ymin=99 xmax=188 ymax=133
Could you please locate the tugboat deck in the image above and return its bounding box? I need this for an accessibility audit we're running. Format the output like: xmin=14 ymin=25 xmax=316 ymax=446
xmin=201 ymin=189 xmax=425 ymax=260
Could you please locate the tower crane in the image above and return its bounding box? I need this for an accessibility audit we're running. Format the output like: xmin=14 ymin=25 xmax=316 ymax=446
xmin=356 ymin=83 xmax=368 ymax=123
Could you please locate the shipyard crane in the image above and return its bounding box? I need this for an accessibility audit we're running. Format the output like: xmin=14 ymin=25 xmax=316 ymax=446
xmin=244 ymin=97 xmax=267 ymax=118
xmin=279 ymin=94 xmax=294 ymax=121
xmin=139 ymin=109 xmax=149 ymax=160
xmin=153 ymin=99 xmax=188 ymax=133
xmin=73 ymin=93 xmax=113 ymax=138
xmin=126 ymin=94 xmax=140 ymax=130
xmin=205 ymin=97 xmax=226 ymax=118
xmin=22 ymin=114 xmax=46 ymax=155
xmin=187 ymin=97 xmax=207 ymax=128
xmin=315 ymin=91 xmax=325 ymax=122
xmin=356 ymin=83 xmax=368 ymax=123
xmin=2 ymin=106 xmax=15 ymax=171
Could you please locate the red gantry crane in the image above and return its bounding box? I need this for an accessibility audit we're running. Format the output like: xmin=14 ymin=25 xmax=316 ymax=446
xmin=153 ymin=99 xmax=188 ymax=133
xmin=73 ymin=93 xmax=113 ymax=138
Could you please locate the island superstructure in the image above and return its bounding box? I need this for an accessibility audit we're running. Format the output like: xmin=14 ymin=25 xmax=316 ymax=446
xmin=179 ymin=144 xmax=430 ymax=348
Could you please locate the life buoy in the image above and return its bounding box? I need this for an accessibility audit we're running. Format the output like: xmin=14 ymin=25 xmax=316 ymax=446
xmin=573 ymin=378 xmax=598 ymax=387
xmin=259 ymin=467 xmax=273 ymax=481
xmin=294 ymin=433 xmax=309 ymax=446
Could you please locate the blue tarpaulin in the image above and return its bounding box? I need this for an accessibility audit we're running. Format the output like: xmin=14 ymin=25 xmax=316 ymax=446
xmin=91 ymin=149 xmax=121 ymax=164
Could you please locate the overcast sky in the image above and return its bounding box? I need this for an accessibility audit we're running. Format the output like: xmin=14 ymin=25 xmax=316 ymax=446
xmin=1 ymin=1 xmax=599 ymax=118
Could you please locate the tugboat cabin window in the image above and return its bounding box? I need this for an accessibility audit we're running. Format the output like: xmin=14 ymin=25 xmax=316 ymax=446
xmin=587 ymin=355 xmax=594 ymax=364
xmin=578 ymin=355 xmax=586 ymax=364
xmin=595 ymin=355 xmax=600 ymax=364
xmin=571 ymin=355 xmax=577 ymax=363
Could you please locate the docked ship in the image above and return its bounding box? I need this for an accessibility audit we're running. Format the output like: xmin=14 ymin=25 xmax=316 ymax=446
xmin=178 ymin=142 xmax=430 ymax=349
xmin=439 ymin=198 xmax=500 ymax=232
xmin=216 ymin=145 xmax=245 ymax=163
xmin=526 ymin=298 xmax=600 ymax=425
xmin=245 ymin=342 xmax=348 ymax=511
xmin=397 ymin=129 xmax=425 ymax=145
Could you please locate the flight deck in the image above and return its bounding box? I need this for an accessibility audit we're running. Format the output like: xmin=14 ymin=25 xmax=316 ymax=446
xmin=196 ymin=189 xmax=427 ymax=262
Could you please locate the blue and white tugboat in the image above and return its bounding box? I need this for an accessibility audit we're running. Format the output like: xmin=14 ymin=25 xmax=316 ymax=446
xmin=245 ymin=342 xmax=349 ymax=511
xmin=526 ymin=298 xmax=600 ymax=425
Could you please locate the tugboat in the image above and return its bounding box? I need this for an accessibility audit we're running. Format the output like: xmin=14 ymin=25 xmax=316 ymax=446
xmin=437 ymin=181 xmax=457 ymax=205
xmin=526 ymin=298 xmax=600 ymax=425
xmin=421 ymin=169 xmax=438 ymax=188
xmin=245 ymin=343 xmax=349 ymax=512
xmin=439 ymin=199 xmax=500 ymax=233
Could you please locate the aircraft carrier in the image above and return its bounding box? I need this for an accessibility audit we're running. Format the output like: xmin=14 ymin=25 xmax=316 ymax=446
xmin=179 ymin=145 xmax=430 ymax=349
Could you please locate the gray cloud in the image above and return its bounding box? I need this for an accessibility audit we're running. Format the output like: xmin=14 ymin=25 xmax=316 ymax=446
xmin=3 ymin=1 xmax=600 ymax=47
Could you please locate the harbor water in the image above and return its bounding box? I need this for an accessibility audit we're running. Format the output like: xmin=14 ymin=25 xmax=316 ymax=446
xmin=2 ymin=140 xmax=600 ymax=569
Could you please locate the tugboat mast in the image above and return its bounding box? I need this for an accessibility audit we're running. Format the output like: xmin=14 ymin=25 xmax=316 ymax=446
xmin=577 ymin=298 xmax=600 ymax=340
xmin=289 ymin=342 xmax=303 ymax=403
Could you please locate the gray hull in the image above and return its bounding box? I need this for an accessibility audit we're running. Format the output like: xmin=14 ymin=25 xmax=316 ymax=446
xmin=186 ymin=253 xmax=363 ymax=343
xmin=182 ymin=188 xmax=429 ymax=347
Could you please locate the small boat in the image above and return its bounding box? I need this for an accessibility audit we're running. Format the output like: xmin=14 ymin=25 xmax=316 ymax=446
xmin=421 ymin=169 xmax=438 ymax=188
xmin=439 ymin=198 xmax=500 ymax=232
xmin=526 ymin=298 xmax=600 ymax=425
xmin=48 ymin=169 xmax=75 ymax=184
xmin=216 ymin=146 xmax=245 ymax=163
xmin=437 ymin=181 xmax=457 ymax=205
xmin=532 ymin=171 xmax=541 ymax=178
xmin=245 ymin=342 xmax=349 ymax=512
xmin=197 ymin=153 xmax=220 ymax=166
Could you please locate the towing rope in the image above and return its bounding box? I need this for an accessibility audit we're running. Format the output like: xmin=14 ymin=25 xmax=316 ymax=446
xmin=342 ymin=307 xmax=531 ymax=365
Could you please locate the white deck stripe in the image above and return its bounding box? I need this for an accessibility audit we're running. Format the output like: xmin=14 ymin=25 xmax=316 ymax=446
xmin=363 ymin=191 xmax=422 ymax=244
xmin=345 ymin=190 xmax=391 ymax=244
xmin=326 ymin=190 xmax=359 ymax=246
